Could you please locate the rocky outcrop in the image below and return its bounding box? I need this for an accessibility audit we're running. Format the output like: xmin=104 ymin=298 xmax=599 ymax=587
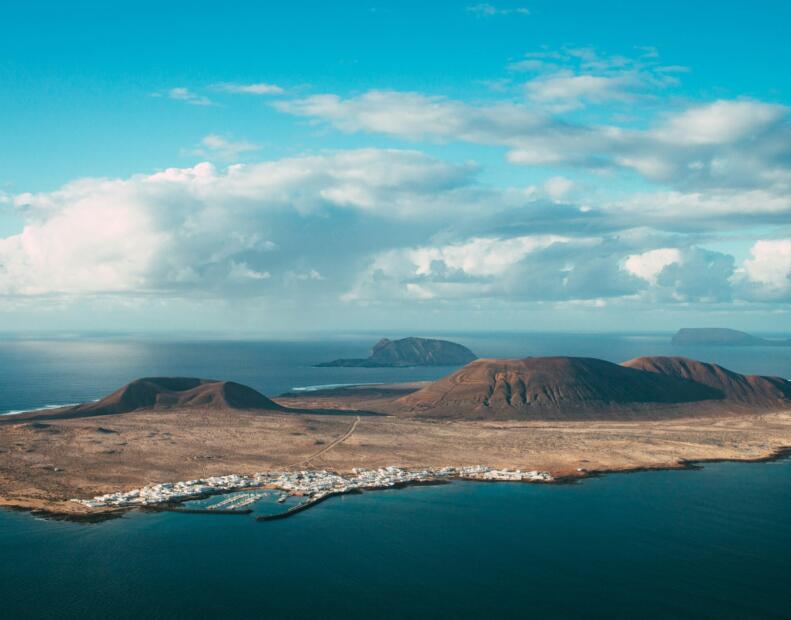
xmin=317 ymin=337 xmax=477 ymax=367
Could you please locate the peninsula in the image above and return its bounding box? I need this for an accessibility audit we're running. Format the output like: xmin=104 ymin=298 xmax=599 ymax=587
xmin=1 ymin=355 xmax=790 ymax=519
xmin=316 ymin=336 xmax=477 ymax=367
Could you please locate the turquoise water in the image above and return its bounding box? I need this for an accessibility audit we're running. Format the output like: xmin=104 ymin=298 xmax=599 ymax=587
xmin=1 ymin=333 xmax=791 ymax=618
xmin=1 ymin=461 xmax=790 ymax=619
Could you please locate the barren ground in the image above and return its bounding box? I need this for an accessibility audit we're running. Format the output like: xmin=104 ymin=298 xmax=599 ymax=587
xmin=1 ymin=395 xmax=790 ymax=517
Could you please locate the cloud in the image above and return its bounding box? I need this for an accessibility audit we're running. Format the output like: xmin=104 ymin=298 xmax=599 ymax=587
xmin=604 ymin=189 xmax=791 ymax=231
xmin=738 ymin=239 xmax=791 ymax=300
xmin=344 ymin=234 xmax=642 ymax=303
xmin=512 ymin=47 xmax=681 ymax=110
xmin=228 ymin=261 xmax=271 ymax=281
xmin=525 ymin=72 xmax=637 ymax=110
xmin=213 ymin=82 xmax=284 ymax=95
xmin=623 ymin=248 xmax=682 ymax=285
xmin=278 ymin=89 xmax=791 ymax=195
xmin=185 ymin=134 xmax=260 ymax=161
xmin=2 ymin=146 xmax=787 ymax=313
xmin=467 ymin=4 xmax=530 ymax=16
xmin=275 ymin=89 xmax=581 ymax=149
xmin=543 ymin=176 xmax=575 ymax=201
xmin=0 ymin=150 xmax=490 ymax=297
xmin=624 ymin=247 xmax=735 ymax=302
xmin=166 ymin=87 xmax=215 ymax=106
xmin=652 ymin=100 xmax=786 ymax=145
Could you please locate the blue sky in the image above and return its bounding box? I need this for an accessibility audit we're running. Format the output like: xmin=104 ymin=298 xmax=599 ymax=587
xmin=1 ymin=1 xmax=790 ymax=332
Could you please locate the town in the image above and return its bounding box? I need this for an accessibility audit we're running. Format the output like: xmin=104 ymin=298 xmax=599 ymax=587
xmin=74 ymin=466 xmax=554 ymax=510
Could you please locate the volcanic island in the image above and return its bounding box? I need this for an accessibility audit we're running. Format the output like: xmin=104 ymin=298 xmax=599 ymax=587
xmin=1 ymin=345 xmax=790 ymax=520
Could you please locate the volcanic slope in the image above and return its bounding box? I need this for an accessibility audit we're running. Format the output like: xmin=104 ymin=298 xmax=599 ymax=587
xmin=623 ymin=356 xmax=791 ymax=406
xmin=2 ymin=378 xmax=284 ymax=423
xmin=393 ymin=356 xmax=791 ymax=419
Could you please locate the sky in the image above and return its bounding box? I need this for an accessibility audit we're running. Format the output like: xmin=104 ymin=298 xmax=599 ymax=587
xmin=1 ymin=0 xmax=790 ymax=334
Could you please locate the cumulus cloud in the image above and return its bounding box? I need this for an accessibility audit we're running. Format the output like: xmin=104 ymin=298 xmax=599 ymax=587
xmin=624 ymin=247 xmax=734 ymax=302
xmin=623 ymin=248 xmax=682 ymax=285
xmin=344 ymin=234 xmax=645 ymax=303
xmin=738 ymin=239 xmax=791 ymax=300
xmin=1 ymin=146 xmax=786 ymax=311
xmin=0 ymin=150 xmax=490 ymax=297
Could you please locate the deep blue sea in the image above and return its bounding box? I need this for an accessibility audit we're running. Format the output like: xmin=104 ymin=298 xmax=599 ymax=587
xmin=1 ymin=332 xmax=791 ymax=619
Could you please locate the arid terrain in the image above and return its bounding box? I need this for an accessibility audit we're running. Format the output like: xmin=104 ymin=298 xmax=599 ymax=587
xmin=2 ymin=355 xmax=790 ymax=518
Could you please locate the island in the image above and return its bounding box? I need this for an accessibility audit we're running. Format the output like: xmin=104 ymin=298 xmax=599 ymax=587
xmin=315 ymin=336 xmax=477 ymax=367
xmin=672 ymin=328 xmax=791 ymax=347
xmin=0 ymin=355 xmax=789 ymax=520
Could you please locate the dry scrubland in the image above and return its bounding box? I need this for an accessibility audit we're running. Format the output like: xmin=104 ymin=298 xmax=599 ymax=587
xmin=1 ymin=400 xmax=790 ymax=517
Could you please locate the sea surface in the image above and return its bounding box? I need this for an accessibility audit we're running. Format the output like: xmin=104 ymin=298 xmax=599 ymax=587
xmin=1 ymin=332 xmax=791 ymax=619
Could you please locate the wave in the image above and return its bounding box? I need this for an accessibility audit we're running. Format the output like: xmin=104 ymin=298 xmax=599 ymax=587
xmin=290 ymin=382 xmax=382 ymax=392
xmin=0 ymin=400 xmax=97 ymax=416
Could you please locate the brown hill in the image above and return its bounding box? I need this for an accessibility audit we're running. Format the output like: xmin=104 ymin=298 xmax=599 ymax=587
xmin=72 ymin=377 xmax=285 ymax=416
xmin=396 ymin=357 xmax=724 ymax=419
xmin=2 ymin=378 xmax=284 ymax=423
xmin=622 ymin=356 xmax=791 ymax=406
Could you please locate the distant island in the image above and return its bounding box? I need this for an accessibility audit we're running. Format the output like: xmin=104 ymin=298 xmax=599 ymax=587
xmin=672 ymin=328 xmax=791 ymax=347
xmin=2 ymin=353 xmax=790 ymax=520
xmin=316 ymin=336 xmax=477 ymax=367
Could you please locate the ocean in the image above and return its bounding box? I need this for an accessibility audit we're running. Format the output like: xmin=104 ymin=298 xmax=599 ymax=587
xmin=1 ymin=332 xmax=790 ymax=619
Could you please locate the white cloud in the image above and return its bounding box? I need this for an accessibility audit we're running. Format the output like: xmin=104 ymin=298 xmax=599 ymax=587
xmin=623 ymin=246 xmax=735 ymax=302
xmin=624 ymin=248 xmax=682 ymax=284
xmin=185 ymin=134 xmax=260 ymax=161
xmin=654 ymin=100 xmax=786 ymax=145
xmin=213 ymin=82 xmax=284 ymax=95
xmin=167 ymin=87 xmax=215 ymax=106
xmin=740 ymin=239 xmax=791 ymax=299
xmin=0 ymin=150 xmax=487 ymax=297
xmin=543 ymin=176 xmax=575 ymax=200
xmin=606 ymin=189 xmax=791 ymax=227
xmin=277 ymin=88 xmax=791 ymax=193
xmin=467 ymin=3 xmax=530 ymax=16
xmin=228 ymin=261 xmax=271 ymax=281
xmin=276 ymin=90 xmax=547 ymax=143
xmin=525 ymin=72 xmax=636 ymax=109
xmin=514 ymin=47 xmax=681 ymax=110
xmin=345 ymin=234 xmax=608 ymax=302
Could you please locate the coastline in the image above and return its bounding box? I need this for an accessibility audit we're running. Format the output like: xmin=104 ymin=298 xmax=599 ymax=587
xmin=2 ymin=445 xmax=789 ymax=523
